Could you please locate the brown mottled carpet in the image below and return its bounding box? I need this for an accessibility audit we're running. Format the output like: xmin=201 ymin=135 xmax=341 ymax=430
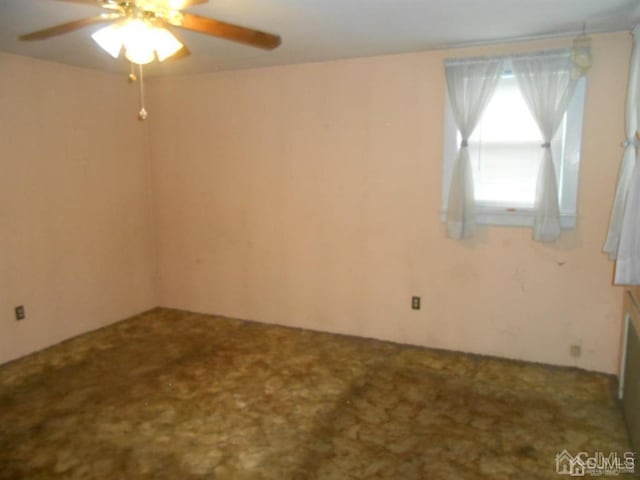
xmin=0 ymin=308 xmax=633 ymax=479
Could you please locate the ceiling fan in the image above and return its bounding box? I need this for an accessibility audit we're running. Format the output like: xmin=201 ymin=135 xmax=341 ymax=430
xmin=19 ymin=0 xmax=281 ymax=120
xmin=19 ymin=0 xmax=282 ymax=64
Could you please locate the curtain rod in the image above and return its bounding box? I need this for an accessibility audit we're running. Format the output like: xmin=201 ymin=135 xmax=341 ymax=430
xmin=444 ymin=48 xmax=572 ymax=66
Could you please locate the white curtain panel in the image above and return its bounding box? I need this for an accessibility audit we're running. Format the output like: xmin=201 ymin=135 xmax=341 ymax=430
xmin=604 ymin=26 xmax=640 ymax=285
xmin=444 ymin=57 xmax=504 ymax=239
xmin=512 ymin=51 xmax=579 ymax=242
xmin=616 ymin=158 xmax=640 ymax=283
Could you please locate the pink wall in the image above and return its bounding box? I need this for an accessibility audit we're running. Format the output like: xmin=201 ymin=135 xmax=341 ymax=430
xmin=0 ymin=53 xmax=157 ymax=364
xmin=0 ymin=33 xmax=630 ymax=373
xmin=149 ymin=32 xmax=630 ymax=374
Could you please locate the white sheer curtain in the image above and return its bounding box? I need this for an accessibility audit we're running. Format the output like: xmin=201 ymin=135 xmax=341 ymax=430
xmin=604 ymin=25 xmax=640 ymax=284
xmin=444 ymin=57 xmax=504 ymax=239
xmin=616 ymin=160 xmax=640 ymax=283
xmin=511 ymin=51 xmax=579 ymax=242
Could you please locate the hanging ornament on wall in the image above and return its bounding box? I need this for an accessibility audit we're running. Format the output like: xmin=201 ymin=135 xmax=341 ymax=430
xmin=572 ymin=23 xmax=593 ymax=77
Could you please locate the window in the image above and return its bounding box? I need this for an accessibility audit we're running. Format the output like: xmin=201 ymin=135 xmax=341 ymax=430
xmin=441 ymin=66 xmax=586 ymax=228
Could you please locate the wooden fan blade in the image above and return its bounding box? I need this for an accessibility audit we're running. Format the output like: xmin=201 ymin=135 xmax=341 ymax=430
xmin=51 ymin=0 xmax=121 ymax=9
xmin=167 ymin=12 xmax=281 ymax=50
xmin=19 ymin=14 xmax=120 ymax=41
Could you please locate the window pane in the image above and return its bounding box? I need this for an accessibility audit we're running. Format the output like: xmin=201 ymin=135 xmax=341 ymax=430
xmin=464 ymin=74 xmax=547 ymax=207
xmin=471 ymin=75 xmax=541 ymax=142
xmin=469 ymin=141 xmax=540 ymax=206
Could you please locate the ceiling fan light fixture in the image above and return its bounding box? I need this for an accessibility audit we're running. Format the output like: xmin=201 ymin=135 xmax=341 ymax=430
xmin=122 ymin=18 xmax=156 ymax=64
xmin=124 ymin=43 xmax=155 ymax=64
xmin=93 ymin=18 xmax=183 ymax=64
xmin=91 ymin=23 xmax=123 ymax=58
xmin=151 ymin=27 xmax=183 ymax=61
xmin=167 ymin=0 xmax=189 ymax=10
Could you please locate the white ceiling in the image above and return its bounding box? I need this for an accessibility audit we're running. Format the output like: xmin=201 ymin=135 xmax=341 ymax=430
xmin=1 ymin=0 xmax=639 ymax=77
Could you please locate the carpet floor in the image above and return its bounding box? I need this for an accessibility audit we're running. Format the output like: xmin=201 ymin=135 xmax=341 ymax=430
xmin=0 ymin=308 xmax=634 ymax=479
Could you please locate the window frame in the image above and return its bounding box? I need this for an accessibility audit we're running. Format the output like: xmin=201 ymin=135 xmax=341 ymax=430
xmin=441 ymin=66 xmax=587 ymax=229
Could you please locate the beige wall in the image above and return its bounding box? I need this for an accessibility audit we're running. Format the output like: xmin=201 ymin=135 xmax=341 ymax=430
xmin=149 ymin=32 xmax=630 ymax=374
xmin=0 ymin=53 xmax=157 ymax=364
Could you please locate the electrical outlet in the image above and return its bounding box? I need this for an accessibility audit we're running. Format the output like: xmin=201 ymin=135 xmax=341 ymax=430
xmin=570 ymin=345 xmax=581 ymax=358
xmin=411 ymin=296 xmax=421 ymax=310
xmin=15 ymin=305 xmax=25 ymax=321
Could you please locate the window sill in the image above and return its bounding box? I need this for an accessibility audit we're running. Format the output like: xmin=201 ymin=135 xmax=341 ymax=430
xmin=440 ymin=206 xmax=577 ymax=229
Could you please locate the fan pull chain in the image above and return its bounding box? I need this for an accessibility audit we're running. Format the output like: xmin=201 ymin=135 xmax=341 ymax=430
xmin=138 ymin=63 xmax=148 ymax=121
xmin=128 ymin=62 xmax=137 ymax=83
